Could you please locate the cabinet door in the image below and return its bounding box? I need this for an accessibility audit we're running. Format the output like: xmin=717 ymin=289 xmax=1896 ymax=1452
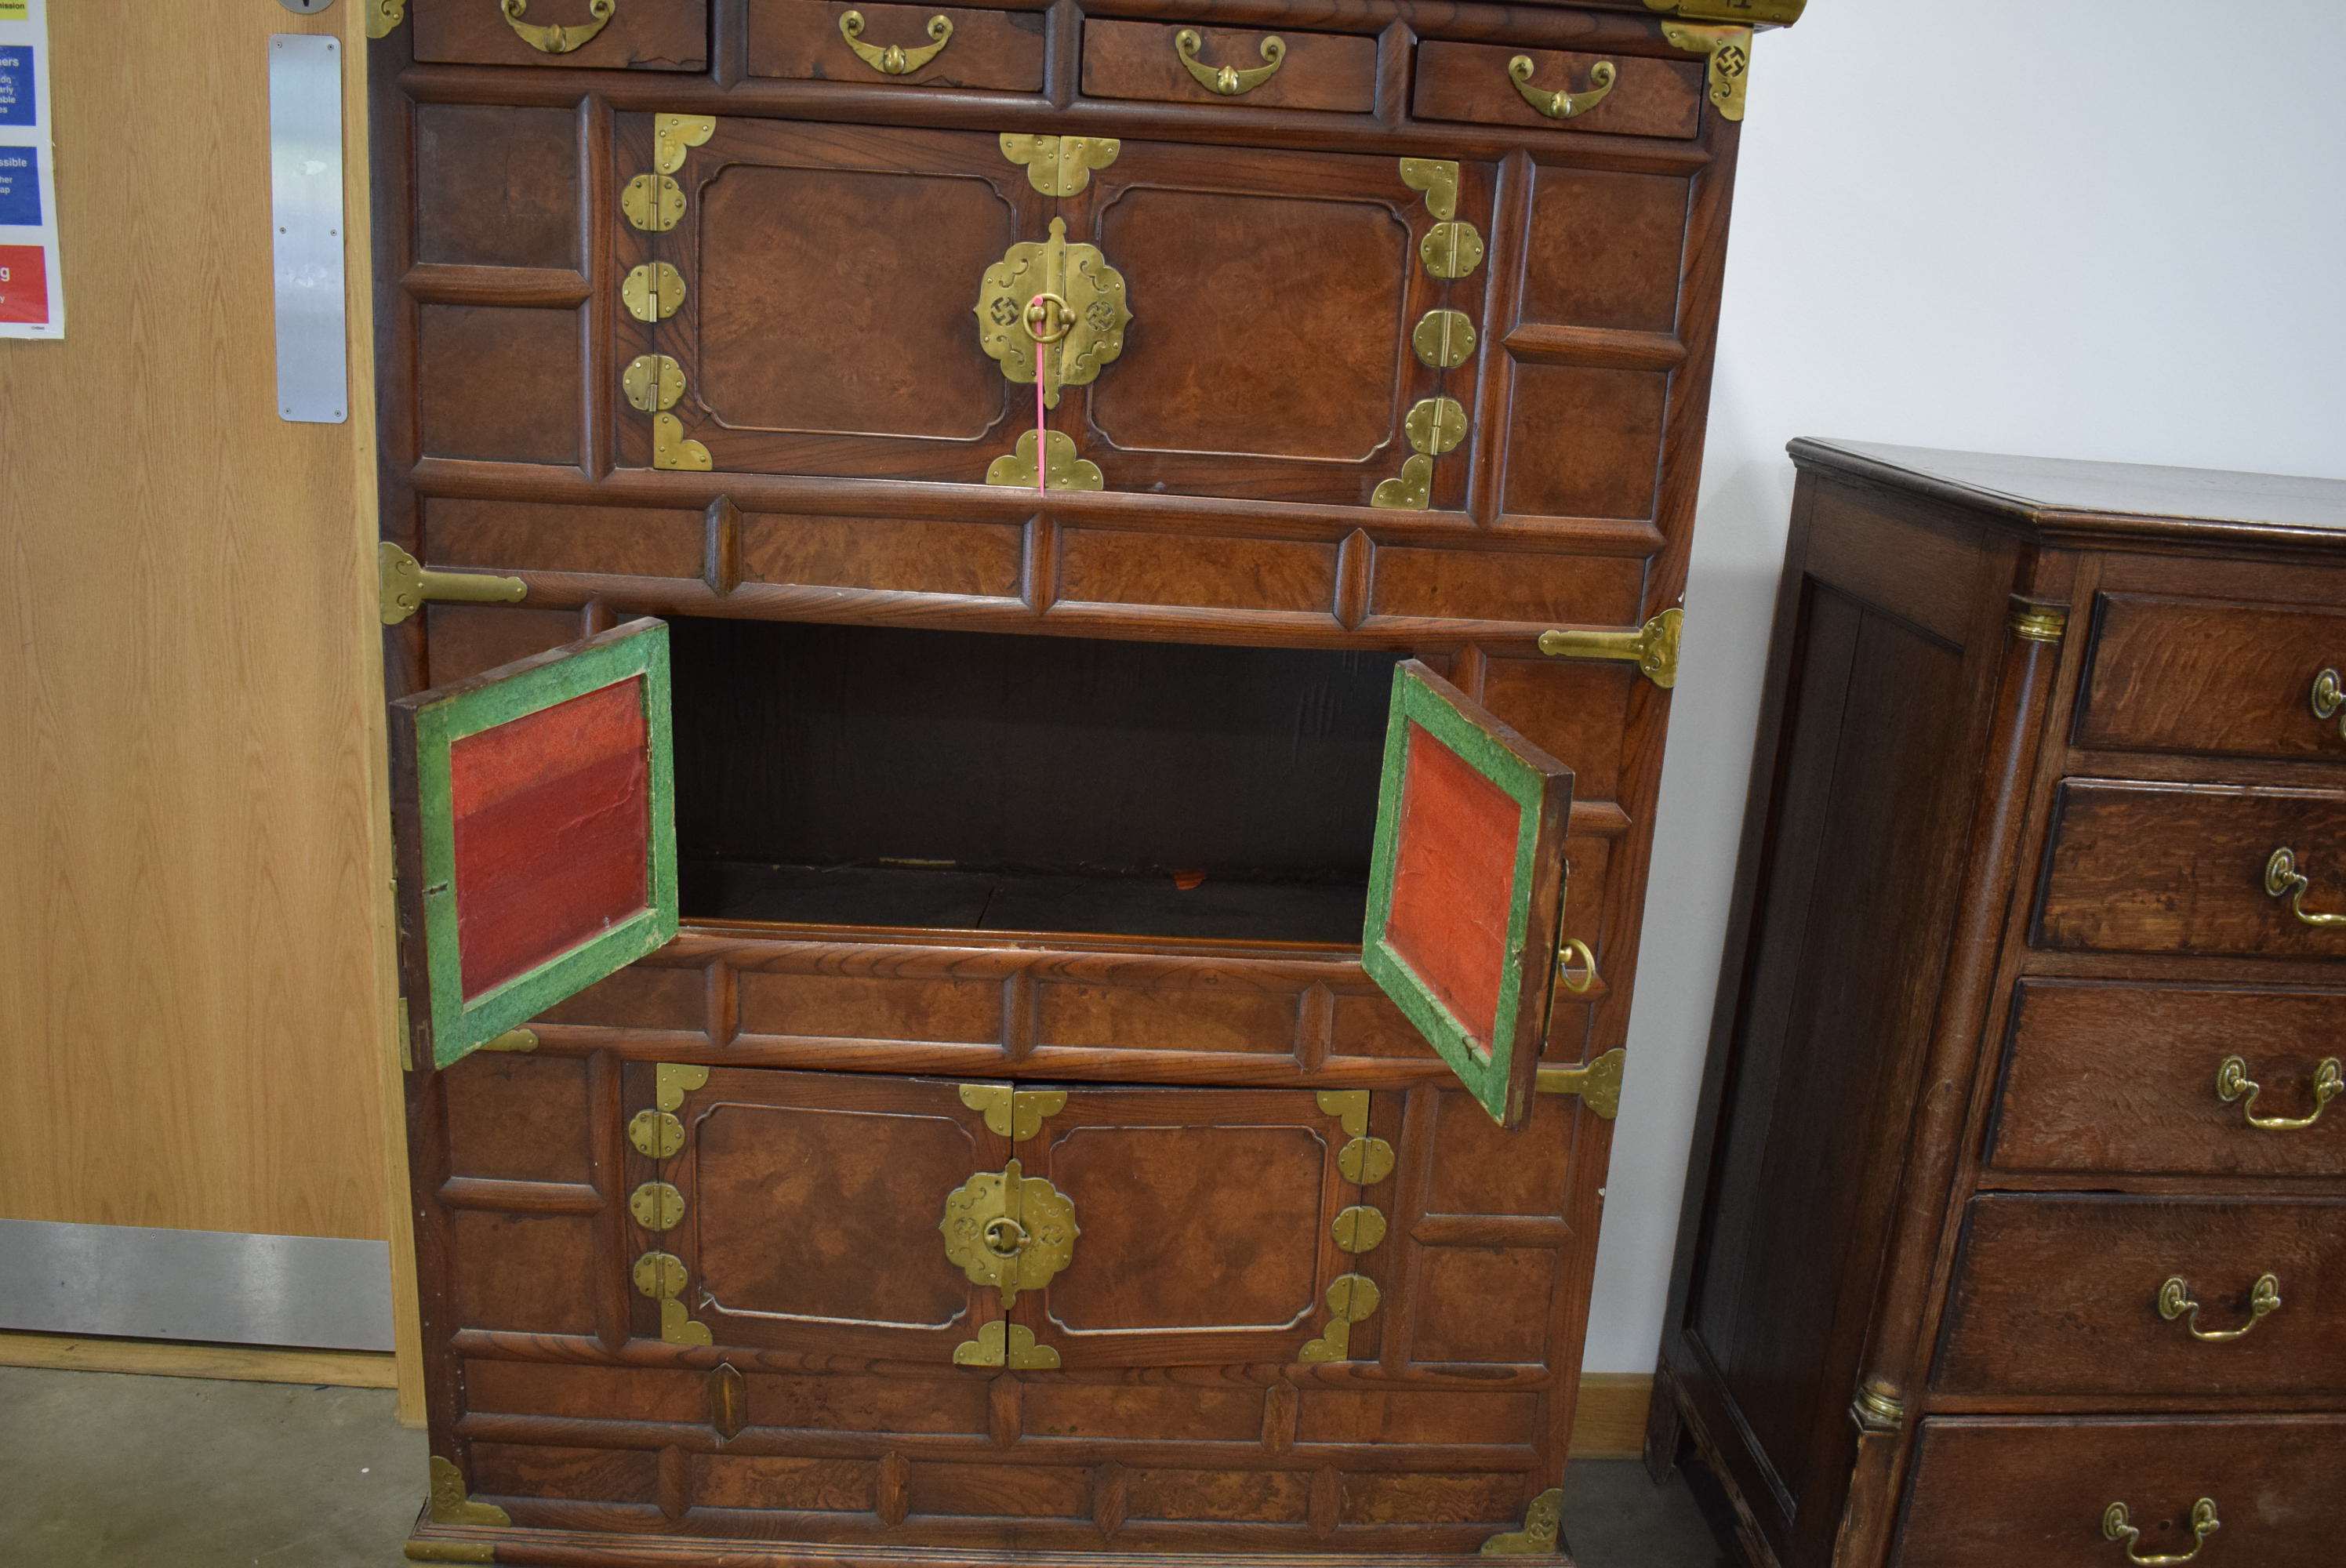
xmin=1362 ymin=661 xmax=1575 ymax=1128
xmin=390 ymin=619 xmax=678 ymax=1069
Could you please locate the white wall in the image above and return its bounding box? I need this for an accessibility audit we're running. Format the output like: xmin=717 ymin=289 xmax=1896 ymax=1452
xmin=1585 ymin=0 xmax=2346 ymax=1373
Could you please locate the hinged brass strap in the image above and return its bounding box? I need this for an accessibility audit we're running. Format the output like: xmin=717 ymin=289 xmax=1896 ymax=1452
xmin=1539 ymin=608 xmax=1680 ymax=688
xmin=1535 ymin=1047 xmax=1625 ymax=1120
xmin=379 ymin=543 xmax=524 ymax=626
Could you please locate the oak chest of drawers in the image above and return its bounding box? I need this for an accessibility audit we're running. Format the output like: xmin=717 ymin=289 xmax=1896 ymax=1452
xmin=365 ymin=2 xmax=1813 ymax=1562
xmin=1648 ymin=441 xmax=2346 ymax=1568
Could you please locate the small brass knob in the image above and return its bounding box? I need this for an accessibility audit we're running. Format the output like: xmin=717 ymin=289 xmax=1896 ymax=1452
xmin=982 ymin=1216 xmax=1029 ymax=1258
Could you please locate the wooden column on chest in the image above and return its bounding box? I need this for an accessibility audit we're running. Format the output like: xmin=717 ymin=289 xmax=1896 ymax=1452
xmin=369 ymin=2 xmax=1806 ymax=1561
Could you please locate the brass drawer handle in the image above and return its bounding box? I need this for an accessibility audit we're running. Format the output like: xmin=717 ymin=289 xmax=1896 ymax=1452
xmin=839 ymin=10 xmax=953 ymax=76
xmin=2103 ymin=1498 xmax=2219 ymax=1566
xmin=1175 ymin=30 xmax=1285 ymax=96
xmin=2217 ymin=1054 xmax=2343 ymax=1130
xmin=2314 ymin=667 xmax=2345 ymax=734
xmin=2158 ymin=1272 xmax=2280 ymax=1342
xmin=1556 ymin=938 xmax=1598 ymax=995
xmin=1506 ymin=54 xmax=1618 ymax=120
xmin=499 ymin=0 xmax=615 ymax=55
xmin=2265 ymin=847 xmax=2346 ymax=926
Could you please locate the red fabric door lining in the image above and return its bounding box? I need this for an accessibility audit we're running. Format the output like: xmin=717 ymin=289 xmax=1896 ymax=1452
xmin=450 ymin=677 xmax=650 ymax=1000
xmin=1382 ymin=720 xmax=1521 ymax=1053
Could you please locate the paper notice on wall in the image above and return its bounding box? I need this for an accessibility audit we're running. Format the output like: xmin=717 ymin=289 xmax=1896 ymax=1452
xmin=0 ymin=0 xmax=61 ymax=337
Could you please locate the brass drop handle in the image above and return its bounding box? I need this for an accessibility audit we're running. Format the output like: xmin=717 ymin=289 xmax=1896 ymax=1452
xmin=1506 ymin=55 xmax=1618 ymax=120
xmin=2158 ymin=1273 xmax=2281 ymax=1342
xmin=1556 ymin=938 xmax=1599 ymax=995
xmin=499 ymin=0 xmax=616 ymax=55
xmin=2264 ymin=847 xmax=2346 ymax=927
xmin=839 ymin=11 xmax=953 ymax=76
xmin=1022 ymin=292 xmax=1073 ymax=344
xmin=2313 ymin=668 xmax=2345 ymax=735
xmin=2217 ymin=1054 xmax=2343 ymax=1131
xmin=1175 ymin=30 xmax=1286 ymax=96
xmin=2103 ymin=1498 xmax=2220 ymax=1565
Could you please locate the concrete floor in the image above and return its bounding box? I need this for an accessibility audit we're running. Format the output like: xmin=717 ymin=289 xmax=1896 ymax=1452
xmin=0 ymin=1364 xmax=1727 ymax=1566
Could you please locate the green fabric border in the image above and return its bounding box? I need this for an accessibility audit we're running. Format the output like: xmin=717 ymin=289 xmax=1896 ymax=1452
xmin=1360 ymin=662 xmax=1549 ymax=1124
xmin=412 ymin=623 xmax=678 ymax=1069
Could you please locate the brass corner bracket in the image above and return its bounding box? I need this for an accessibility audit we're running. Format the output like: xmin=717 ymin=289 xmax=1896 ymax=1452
xmin=1645 ymin=0 xmax=1806 ymax=25
xmin=655 ymin=114 xmax=715 ymax=176
xmin=1847 ymin=1376 xmax=1906 ymax=1434
xmin=984 ymin=429 xmax=1103 ymax=491
xmin=1661 ymin=23 xmax=1754 ymax=122
xmin=367 ymin=2 xmax=409 ymax=41
xmin=426 ymin=1456 xmax=510 ymax=1528
xmin=1539 ymin=608 xmax=1681 ymax=688
xmin=2008 ymin=596 xmax=2068 ymax=644
xmin=1480 ymin=1486 xmax=1563 ymax=1555
xmin=1535 ymin=1047 xmax=1625 ymax=1120
xmin=405 ymin=1542 xmax=496 ymax=1564
xmin=960 ymin=1083 xmax=1069 ymax=1141
xmin=379 ymin=543 xmax=525 ymax=627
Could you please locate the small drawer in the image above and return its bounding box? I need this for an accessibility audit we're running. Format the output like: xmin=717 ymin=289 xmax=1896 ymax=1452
xmin=1990 ymin=981 xmax=2346 ymax=1178
xmin=1080 ymin=20 xmax=1375 ymax=114
xmin=1934 ymin=1195 xmax=2346 ymax=1399
xmin=749 ymin=1 xmax=1044 ymax=91
xmin=1896 ymin=1414 xmax=2346 ymax=1568
xmin=1412 ymin=42 xmax=1705 ymax=140
xmin=2036 ymin=779 xmax=2346 ymax=957
xmin=411 ymin=0 xmax=707 ymax=71
xmin=2078 ymin=592 xmax=2346 ymax=762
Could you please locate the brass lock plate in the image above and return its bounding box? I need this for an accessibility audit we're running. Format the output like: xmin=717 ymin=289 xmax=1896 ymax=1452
xmin=975 ymin=218 xmax=1130 ymax=410
xmin=939 ymin=1158 xmax=1078 ymax=1306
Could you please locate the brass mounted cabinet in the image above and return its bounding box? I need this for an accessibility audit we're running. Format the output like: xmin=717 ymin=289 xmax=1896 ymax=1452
xmin=372 ymin=1 xmax=1806 ymax=1562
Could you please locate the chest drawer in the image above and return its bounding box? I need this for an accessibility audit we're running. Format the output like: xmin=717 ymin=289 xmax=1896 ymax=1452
xmin=1989 ymin=982 xmax=2346 ymax=1178
xmin=1413 ymin=42 xmax=1705 ymax=140
xmin=2036 ymin=779 xmax=2346 ymax=957
xmin=749 ymin=1 xmax=1044 ymax=91
xmin=2077 ymin=593 xmax=2346 ymax=762
xmin=1934 ymin=1195 xmax=2346 ymax=1399
xmin=412 ymin=0 xmax=707 ymax=71
xmin=1081 ymin=21 xmax=1376 ymax=112
xmin=1895 ymin=1415 xmax=2346 ymax=1568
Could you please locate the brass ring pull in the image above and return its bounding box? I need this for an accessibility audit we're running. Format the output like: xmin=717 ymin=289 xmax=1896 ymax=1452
xmin=1556 ymin=938 xmax=1599 ymax=995
xmin=2314 ymin=668 xmax=2344 ymax=731
xmin=2158 ymin=1273 xmax=2280 ymax=1342
xmin=980 ymin=1216 xmax=1028 ymax=1258
xmin=2264 ymin=847 xmax=2346 ymax=927
xmin=2217 ymin=1054 xmax=2343 ymax=1131
xmin=1505 ymin=55 xmax=1618 ymax=120
xmin=838 ymin=11 xmax=953 ymax=76
xmin=2103 ymin=1498 xmax=2219 ymax=1566
xmin=1175 ymin=30 xmax=1286 ymax=96
xmin=1022 ymin=292 xmax=1073 ymax=343
xmin=499 ymin=0 xmax=615 ymax=55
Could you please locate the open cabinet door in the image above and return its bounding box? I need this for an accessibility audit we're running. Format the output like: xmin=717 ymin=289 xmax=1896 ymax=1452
xmin=390 ymin=619 xmax=677 ymax=1070
xmin=1363 ymin=661 xmax=1574 ymax=1129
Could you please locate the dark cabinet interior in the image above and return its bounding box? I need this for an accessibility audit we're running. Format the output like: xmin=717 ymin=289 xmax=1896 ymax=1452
xmin=670 ymin=617 xmax=1402 ymax=942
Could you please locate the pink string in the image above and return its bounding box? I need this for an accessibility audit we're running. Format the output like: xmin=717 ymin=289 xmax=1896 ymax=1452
xmin=1032 ymin=298 xmax=1049 ymax=493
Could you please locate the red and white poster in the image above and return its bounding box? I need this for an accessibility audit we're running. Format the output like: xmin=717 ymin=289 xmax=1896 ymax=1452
xmin=0 ymin=0 xmax=61 ymax=336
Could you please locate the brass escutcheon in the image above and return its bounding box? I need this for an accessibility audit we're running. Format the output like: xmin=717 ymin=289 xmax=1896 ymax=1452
xmin=2102 ymin=1498 xmax=2219 ymax=1566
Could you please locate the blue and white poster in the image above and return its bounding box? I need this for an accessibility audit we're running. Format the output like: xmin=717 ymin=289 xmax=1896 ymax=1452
xmin=0 ymin=0 xmax=61 ymax=337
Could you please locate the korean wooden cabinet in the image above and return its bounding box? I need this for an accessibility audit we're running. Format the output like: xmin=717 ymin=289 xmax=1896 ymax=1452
xmin=1648 ymin=441 xmax=2346 ymax=1568
xmin=368 ymin=2 xmax=1811 ymax=1563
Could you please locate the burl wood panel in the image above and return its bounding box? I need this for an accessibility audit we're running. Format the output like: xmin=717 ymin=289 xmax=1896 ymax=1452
xmin=2036 ymin=779 xmax=2346 ymax=957
xmin=444 ymin=1052 xmax=594 ymax=1184
xmin=1502 ymin=364 xmax=1669 ymax=520
xmin=410 ymin=0 xmax=707 ymax=71
xmin=2075 ymin=591 xmax=2346 ymax=761
xmin=414 ymin=104 xmax=581 ymax=271
xmin=416 ymin=304 xmax=580 ymax=465
xmin=1413 ymin=42 xmax=1705 ymax=140
xmin=1520 ymin=168 xmax=1688 ymax=335
xmin=740 ymin=514 xmax=1025 ymax=597
xmin=426 ymin=499 xmax=703 ymax=580
xmin=1686 ymin=585 xmax=1974 ymax=1512
xmin=1934 ymin=1195 xmax=2346 ymax=1399
xmin=1080 ymin=22 xmax=1378 ymax=114
xmin=1988 ymin=981 xmax=2346 ymax=1178
xmin=750 ymin=2 xmax=1046 ymax=92
xmin=1894 ymin=1417 xmax=2346 ymax=1568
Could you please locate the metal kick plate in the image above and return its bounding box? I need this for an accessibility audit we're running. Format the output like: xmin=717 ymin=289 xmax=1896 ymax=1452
xmin=269 ymin=35 xmax=348 ymax=424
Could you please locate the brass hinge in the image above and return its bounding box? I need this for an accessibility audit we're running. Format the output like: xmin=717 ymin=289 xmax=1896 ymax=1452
xmin=1535 ymin=1047 xmax=1625 ymax=1120
xmin=365 ymin=2 xmax=407 ymax=42
xmin=378 ymin=543 xmax=525 ymax=626
xmin=1539 ymin=608 xmax=1681 ymax=688
xmin=959 ymin=1083 xmax=1068 ymax=1142
xmin=998 ymin=133 xmax=1120 ymax=197
xmin=1644 ymin=0 xmax=1804 ymax=26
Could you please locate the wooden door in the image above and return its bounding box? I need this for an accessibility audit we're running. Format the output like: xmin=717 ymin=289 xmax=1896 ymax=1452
xmin=389 ymin=618 xmax=680 ymax=1068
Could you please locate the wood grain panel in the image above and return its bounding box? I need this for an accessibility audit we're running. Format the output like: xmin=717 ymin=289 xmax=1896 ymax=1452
xmin=1367 ymin=546 xmax=1647 ymax=626
xmin=413 ymin=103 xmax=580 ymax=271
xmin=1035 ymin=980 xmax=1299 ymax=1054
xmin=417 ymin=304 xmax=582 ymax=464
xmin=1502 ymin=364 xmax=1669 ymax=521
xmin=1521 ymin=167 xmax=1688 ymax=334
xmin=1409 ymin=1248 xmax=1555 ymax=1364
xmin=472 ymin=1442 xmax=662 ymax=1504
xmin=738 ymin=969 xmax=1004 ymax=1044
xmin=1056 ymin=529 xmax=1339 ymax=616
xmin=0 ymin=0 xmax=401 ymax=1300
xmin=2076 ymin=591 xmax=2346 ymax=760
xmin=740 ymin=514 xmax=1026 ymax=597
xmin=1022 ymin=1383 xmax=1264 ymax=1442
xmin=443 ymin=1053 xmax=594 ymax=1184
xmin=424 ymin=499 xmax=702 ymax=579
